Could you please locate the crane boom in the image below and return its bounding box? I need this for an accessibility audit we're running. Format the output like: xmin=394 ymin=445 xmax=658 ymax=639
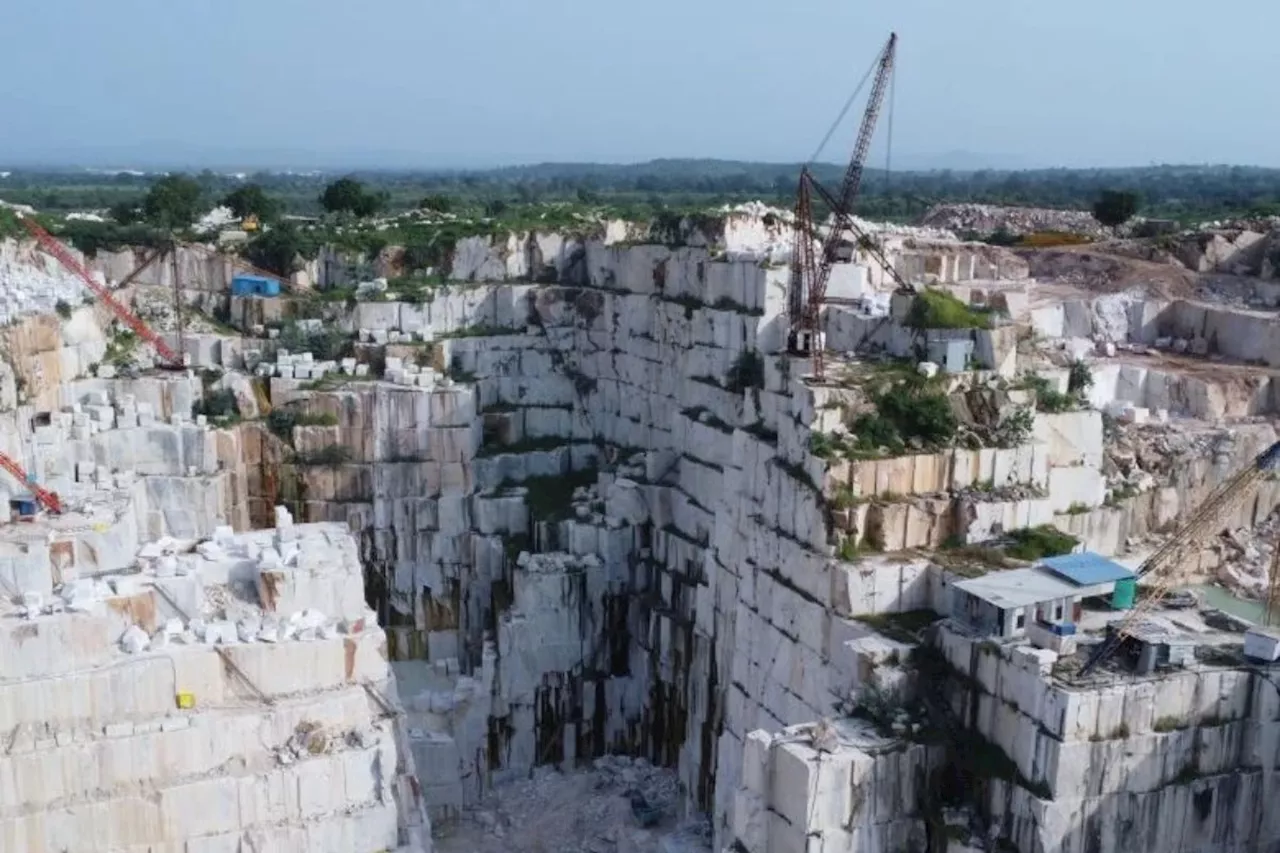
xmin=0 ymin=451 xmax=62 ymax=514
xmin=827 ymin=33 xmax=897 ymax=248
xmin=1080 ymin=440 xmax=1280 ymax=675
xmin=790 ymin=33 xmax=897 ymax=380
xmin=20 ymin=218 xmax=182 ymax=366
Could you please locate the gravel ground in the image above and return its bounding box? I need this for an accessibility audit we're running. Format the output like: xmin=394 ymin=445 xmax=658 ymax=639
xmin=434 ymin=756 xmax=712 ymax=853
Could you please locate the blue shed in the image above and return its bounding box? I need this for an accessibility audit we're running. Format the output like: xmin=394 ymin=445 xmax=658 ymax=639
xmin=231 ymin=274 xmax=281 ymax=297
xmin=9 ymin=495 xmax=38 ymax=518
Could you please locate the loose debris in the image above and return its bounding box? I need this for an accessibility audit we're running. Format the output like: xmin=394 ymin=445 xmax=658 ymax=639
xmin=434 ymin=756 xmax=709 ymax=853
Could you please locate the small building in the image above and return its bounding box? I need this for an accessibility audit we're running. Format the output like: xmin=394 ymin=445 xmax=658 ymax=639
xmin=231 ymin=274 xmax=281 ymax=298
xmin=924 ymin=329 xmax=974 ymax=374
xmin=8 ymin=494 xmax=38 ymax=520
xmin=951 ymin=551 xmax=1138 ymax=640
xmin=1119 ymin=618 xmax=1197 ymax=674
xmin=951 ymin=568 xmax=1083 ymax=639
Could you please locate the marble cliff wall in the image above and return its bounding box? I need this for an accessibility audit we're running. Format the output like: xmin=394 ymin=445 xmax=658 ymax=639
xmin=233 ymin=245 xmax=857 ymax=840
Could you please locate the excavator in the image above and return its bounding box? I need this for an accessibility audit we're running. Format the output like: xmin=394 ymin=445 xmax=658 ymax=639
xmin=1080 ymin=439 xmax=1280 ymax=675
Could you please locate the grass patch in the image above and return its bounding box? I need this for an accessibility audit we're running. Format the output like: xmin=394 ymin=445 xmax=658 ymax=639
xmin=294 ymin=444 xmax=353 ymax=466
xmin=1020 ymin=373 xmax=1077 ymax=414
xmin=438 ymin=324 xmax=524 ymax=339
xmin=266 ymin=408 xmax=338 ymax=442
xmin=933 ymin=538 xmax=1016 ymax=576
xmin=1153 ymin=716 xmax=1185 ymax=733
xmin=905 ymin=289 xmax=993 ymax=330
xmin=1005 ymin=525 xmax=1077 ymax=561
xmin=479 ymin=435 xmax=573 ymax=458
xmin=852 ymin=609 xmax=940 ymax=644
xmin=503 ymin=469 xmax=597 ymax=522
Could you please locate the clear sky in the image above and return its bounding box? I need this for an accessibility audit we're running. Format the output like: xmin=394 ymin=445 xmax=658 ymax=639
xmin=4 ymin=0 xmax=1279 ymax=170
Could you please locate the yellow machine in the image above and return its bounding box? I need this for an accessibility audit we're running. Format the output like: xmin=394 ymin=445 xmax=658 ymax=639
xmin=241 ymin=214 xmax=260 ymax=232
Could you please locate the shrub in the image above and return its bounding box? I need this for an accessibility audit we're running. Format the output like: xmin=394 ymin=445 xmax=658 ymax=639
xmin=266 ymin=408 xmax=298 ymax=441
xmin=1005 ymin=526 xmax=1078 ymax=561
xmin=860 ymin=375 xmax=957 ymax=450
xmin=54 ymin=299 xmax=71 ymax=319
xmin=905 ymin=289 xmax=992 ymax=330
xmin=103 ymin=329 xmax=138 ymax=367
xmin=993 ymin=406 xmax=1034 ymax=448
xmin=192 ymin=389 xmax=240 ymax=423
xmin=1068 ymin=360 xmax=1094 ymax=395
xmin=277 ymin=321 xmax=352 ymax=362
xmin=725 ymin=350 xmax=765 ymax=394
xmin=1022 ymin=373 xmax=1075 ymax=413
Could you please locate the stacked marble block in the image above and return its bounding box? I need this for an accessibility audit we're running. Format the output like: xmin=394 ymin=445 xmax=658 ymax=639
xmin=384 ymin=356 xmax=439 ymax=388
xmin=359 ymin=327 xmax=433 ymax=345
xmin=0 ymin=515 xmax=430 ymax=852
xmin=257 ymin=349 xmax=341 ymax=381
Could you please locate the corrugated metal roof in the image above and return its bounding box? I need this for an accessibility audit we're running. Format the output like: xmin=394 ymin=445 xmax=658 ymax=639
xmin=953 ymin=568 xmax=1081 ymax=610
xmin=1039 ymin=552 xmax=1135 ymax=587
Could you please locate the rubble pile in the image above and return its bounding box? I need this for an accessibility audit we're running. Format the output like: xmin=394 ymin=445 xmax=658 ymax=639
xmin=0 ymin=236 xmax=91 ymax=324
xmin=919 ymin=202 xmax=1107 ymax=237
xmin=436 ymin=757 xmax=707 ymax=853
xmin=1214 ymin=507 xmax=1280 ymax=599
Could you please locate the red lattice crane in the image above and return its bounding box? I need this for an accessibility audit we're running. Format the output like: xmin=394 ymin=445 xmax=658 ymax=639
xmin=0 ymin=452 xmax=62 ymax=514
xmin=20 ymin=217 xmax=182 ymax=366
xmin=789 ymin=33 xmax=897 ymax=380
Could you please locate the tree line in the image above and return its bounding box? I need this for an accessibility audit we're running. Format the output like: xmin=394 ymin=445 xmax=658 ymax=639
xmin=8 ymin=162 xmax=1280 ymax=223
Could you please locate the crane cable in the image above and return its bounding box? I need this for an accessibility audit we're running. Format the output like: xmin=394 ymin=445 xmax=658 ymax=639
xmin=805 ymin=50 xmax=882 ymax=168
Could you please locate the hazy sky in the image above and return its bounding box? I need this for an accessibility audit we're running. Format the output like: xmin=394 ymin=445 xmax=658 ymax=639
xmin=5 ymin=0 xmax=1279 ymax=169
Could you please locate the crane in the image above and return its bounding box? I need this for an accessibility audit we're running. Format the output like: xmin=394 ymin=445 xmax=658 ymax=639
xmin=789 ymin=33 xmax=897 ymax=381
xmin=0 ymin=452 xmax=62 ymax=515
xmin=20 ymin=217 xmax=183 ymax=367
xmin=1080 ymin=440 xmax=1280 ymax=675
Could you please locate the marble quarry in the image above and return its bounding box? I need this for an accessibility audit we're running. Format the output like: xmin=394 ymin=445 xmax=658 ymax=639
xmin=3 ymin=205 xmax=1280 ymax=853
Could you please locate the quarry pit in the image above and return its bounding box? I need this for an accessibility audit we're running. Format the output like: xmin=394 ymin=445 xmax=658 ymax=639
xmin=4 ymin=204 xmax=1280 ymax=853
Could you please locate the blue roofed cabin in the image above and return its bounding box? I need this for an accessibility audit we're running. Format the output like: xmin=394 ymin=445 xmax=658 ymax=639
xmin=950 ymin=551 xmax=1137 ymax=646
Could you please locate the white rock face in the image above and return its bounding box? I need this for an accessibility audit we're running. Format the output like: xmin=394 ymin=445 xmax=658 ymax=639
xmin=0 ymin=237 xmax=93 ymax=325
xmin=0 ymin=521 xmax=430 ymax=851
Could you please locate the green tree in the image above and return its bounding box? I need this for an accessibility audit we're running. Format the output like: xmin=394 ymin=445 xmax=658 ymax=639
xmin=1092 ymin=190 xmax=1140 ymax=228
xmin=221 ymin=184 xmax=280 ymax=221
xmin=419 ymin=194 xmax=453 ymax=213
xmin=110 ymin=201 xmax=143 ymax=225
xmin=319 ymin=177 xmax=383 ymax=217
xmin=244 ymin=225 xmax=312 ymax=277
xmin=142 ymin=174 xmax=204 ymax=229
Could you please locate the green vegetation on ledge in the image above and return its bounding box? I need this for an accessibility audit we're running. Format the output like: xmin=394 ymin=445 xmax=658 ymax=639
xmin=905 ymin=289 xmax=993 ymax=330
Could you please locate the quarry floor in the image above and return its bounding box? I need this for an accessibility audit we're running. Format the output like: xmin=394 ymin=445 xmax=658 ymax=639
xmin=432 ymin=759 xmax=711 ymax=853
